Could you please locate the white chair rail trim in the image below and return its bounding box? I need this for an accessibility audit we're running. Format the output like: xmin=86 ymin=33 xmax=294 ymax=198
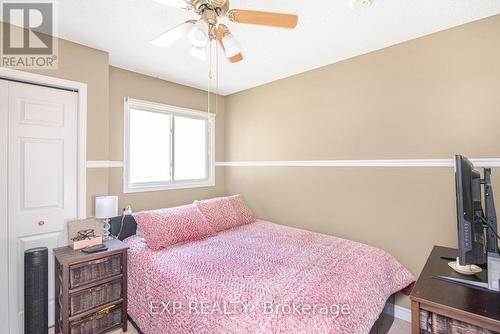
xmin=86 ymin=159 xmax=500 ymax=169
xmin=215 ymin=158 xmax=500 ymax=168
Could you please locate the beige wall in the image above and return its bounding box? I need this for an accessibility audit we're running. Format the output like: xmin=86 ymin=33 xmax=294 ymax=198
xmin=224 ymin=15 xmax=500 ymax=308
xmin=107 ymin=66 xmax=225 ymax=212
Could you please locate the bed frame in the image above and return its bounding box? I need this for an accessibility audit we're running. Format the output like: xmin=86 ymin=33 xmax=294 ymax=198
xmin=369 ymin=294 xmax=395 ymax=334
xmin=109 ymin=215 xmax=395 ymax=334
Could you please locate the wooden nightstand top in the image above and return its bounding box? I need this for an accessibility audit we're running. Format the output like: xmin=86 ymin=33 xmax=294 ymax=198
xmin=53 ymin=239 xmax=128 ymax=265
xmin=410 ymin=245 xmax=500 ymax=325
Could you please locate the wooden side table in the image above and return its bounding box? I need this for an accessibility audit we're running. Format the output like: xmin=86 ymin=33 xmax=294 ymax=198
xmin=410 ymin=246 xmax=500 ymax=333
xmin=53 ymin=239 xmax=128 ymax=334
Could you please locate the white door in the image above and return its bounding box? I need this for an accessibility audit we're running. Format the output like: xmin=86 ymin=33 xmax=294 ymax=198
xmin=3 ymin=79 xmax=78 ymax=334
xmin=0 ymin=80 xmax=9 ymax=334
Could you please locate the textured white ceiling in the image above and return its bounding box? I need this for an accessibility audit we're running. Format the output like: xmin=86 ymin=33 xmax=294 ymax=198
xmin=56 ymin=0 xmax=500 ymax=95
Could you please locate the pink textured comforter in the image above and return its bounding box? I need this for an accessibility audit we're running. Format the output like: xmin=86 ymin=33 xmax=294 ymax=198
xmin=125 ymin=220 xmax=414 ymax=334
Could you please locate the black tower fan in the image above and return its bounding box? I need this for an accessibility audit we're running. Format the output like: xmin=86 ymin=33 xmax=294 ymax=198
xmin=24 ymin=247 xmax=48 ymax=334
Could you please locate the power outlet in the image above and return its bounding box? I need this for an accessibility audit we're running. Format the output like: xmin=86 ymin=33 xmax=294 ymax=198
xmin=123 ymin=205 xmax=132 ymax=215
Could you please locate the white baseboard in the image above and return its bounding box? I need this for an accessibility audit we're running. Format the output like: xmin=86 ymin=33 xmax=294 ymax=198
xmin=394 ymin=305 xmax=411 ymax=322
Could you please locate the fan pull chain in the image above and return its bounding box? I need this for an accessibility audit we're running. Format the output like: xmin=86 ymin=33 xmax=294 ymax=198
xmin=215 ymin=38 xmax=219 ymax=117
xmin=207 ymin=39 xmax=212 ymax=119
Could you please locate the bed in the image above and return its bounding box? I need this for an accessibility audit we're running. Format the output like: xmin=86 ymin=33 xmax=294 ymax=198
xmin=110 ymin=207 xmax=414 ymax=334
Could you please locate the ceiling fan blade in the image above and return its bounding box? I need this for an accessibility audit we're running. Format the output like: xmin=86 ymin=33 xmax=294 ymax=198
xmin=217 ymin=25 xmax=244 ymax=63
xmin=151 ymin=0 xmax=190 ymax=9
xmin=227 ymin=10 xmax=298 ymax=29
xmin=151 ymin=20 xmax=195 ymax=47
xmin=229 ymin=53 xmax=243 ymax=63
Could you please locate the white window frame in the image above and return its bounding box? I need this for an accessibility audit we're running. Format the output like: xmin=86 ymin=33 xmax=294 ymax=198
xmin=123 ymin=97 xmax=215 ymax=193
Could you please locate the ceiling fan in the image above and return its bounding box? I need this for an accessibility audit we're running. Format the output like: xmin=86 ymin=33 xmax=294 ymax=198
xmin=151 ymin=0 xmax=298 ymax=63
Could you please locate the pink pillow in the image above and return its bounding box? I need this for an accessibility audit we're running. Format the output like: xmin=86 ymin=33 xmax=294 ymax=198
xmin=194 ymin=195 xmax=256 ymax=232
xmin=132 ymin=204 xmax=215 ymax=250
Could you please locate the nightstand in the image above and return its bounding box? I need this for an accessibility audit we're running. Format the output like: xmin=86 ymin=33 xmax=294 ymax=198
xmin=53 ymin=239 xmax=128 ymax=334
xmin=410 ymin=246 xmax=500 ymax=333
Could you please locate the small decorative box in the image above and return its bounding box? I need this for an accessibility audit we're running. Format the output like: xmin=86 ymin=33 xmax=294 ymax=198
xmin=71 ymin=236 xmax=102 ymax=250
xmin=71 ymin=229 xmax=102 ymax=250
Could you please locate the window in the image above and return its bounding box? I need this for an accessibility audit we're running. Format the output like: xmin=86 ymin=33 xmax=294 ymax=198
xmin=124 ymin=98 xmax=214 ymax=193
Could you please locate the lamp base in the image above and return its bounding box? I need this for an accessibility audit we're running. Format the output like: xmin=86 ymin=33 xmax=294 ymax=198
xmin=102 ymin=218 xmax=114 ymax=241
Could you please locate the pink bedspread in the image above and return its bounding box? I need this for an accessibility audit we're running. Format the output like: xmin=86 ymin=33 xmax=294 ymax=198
xmin=125 ymin=220 xmax=414 ymax=334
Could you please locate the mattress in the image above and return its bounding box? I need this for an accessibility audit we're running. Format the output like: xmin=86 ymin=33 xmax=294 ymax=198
xmin=125 ymin=220 xmax=414 ymax=334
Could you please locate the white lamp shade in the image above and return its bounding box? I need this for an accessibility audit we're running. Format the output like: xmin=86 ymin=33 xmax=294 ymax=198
xmin=188 ymin=21 xmax=208 ymax=47
xmin=223 ymin=33 xmax=241 ymax=58
xmin=95 ymin=196 xmax=118 ymax=219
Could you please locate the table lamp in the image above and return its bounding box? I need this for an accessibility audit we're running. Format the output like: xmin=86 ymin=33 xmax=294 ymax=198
xmin=95 ymin=196 xmax=118 ymax=241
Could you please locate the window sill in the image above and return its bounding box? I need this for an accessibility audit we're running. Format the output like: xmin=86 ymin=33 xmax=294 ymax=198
xmin=123 ymin=180 xmax=215 ymax=193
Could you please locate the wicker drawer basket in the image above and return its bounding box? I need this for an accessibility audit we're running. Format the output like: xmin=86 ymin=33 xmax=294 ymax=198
xmin=70 ymin=279 xmax=122 ymax=315
xmin=420 ymin=309 xmax=497 ymax=334
xmin=70 ymin=304 xmax=122 ymax=334
xmin=69 ymin=255 xmax=122 ymax=288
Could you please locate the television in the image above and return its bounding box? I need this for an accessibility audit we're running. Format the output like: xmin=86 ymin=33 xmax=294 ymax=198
xmin=454 ymin=155 xmax=487 ymax=266
xmin=436 ymin=155 xmax=499 ymax=291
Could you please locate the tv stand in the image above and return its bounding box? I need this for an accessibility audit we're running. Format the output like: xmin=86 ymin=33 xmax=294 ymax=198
xmin=435 ymin=251 xmax=500 ymax=292
xmin=410 ymin=246 xmax=500 ymax=333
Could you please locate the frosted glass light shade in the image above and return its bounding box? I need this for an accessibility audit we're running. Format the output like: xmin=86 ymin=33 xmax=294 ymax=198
xmin=95 ymin=196 xmax=118 ymax=219
xmin=223 ymin=33 xmax=241 ymax=58
xmin=188 ymin=21 xmax=209 ymax=47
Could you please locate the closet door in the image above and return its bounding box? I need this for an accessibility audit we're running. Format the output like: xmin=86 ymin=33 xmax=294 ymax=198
xmin=7 ymin=81 xmax=78 ymax=333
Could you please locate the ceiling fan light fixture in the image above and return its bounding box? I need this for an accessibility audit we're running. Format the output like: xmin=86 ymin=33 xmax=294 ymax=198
xmin=188 ymin=20 xmax=209 ymax=47
xmin=189 ymin=45 xmax=207 ymax=60
xmin=222 ymin=33 xmax=241 ymax=58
